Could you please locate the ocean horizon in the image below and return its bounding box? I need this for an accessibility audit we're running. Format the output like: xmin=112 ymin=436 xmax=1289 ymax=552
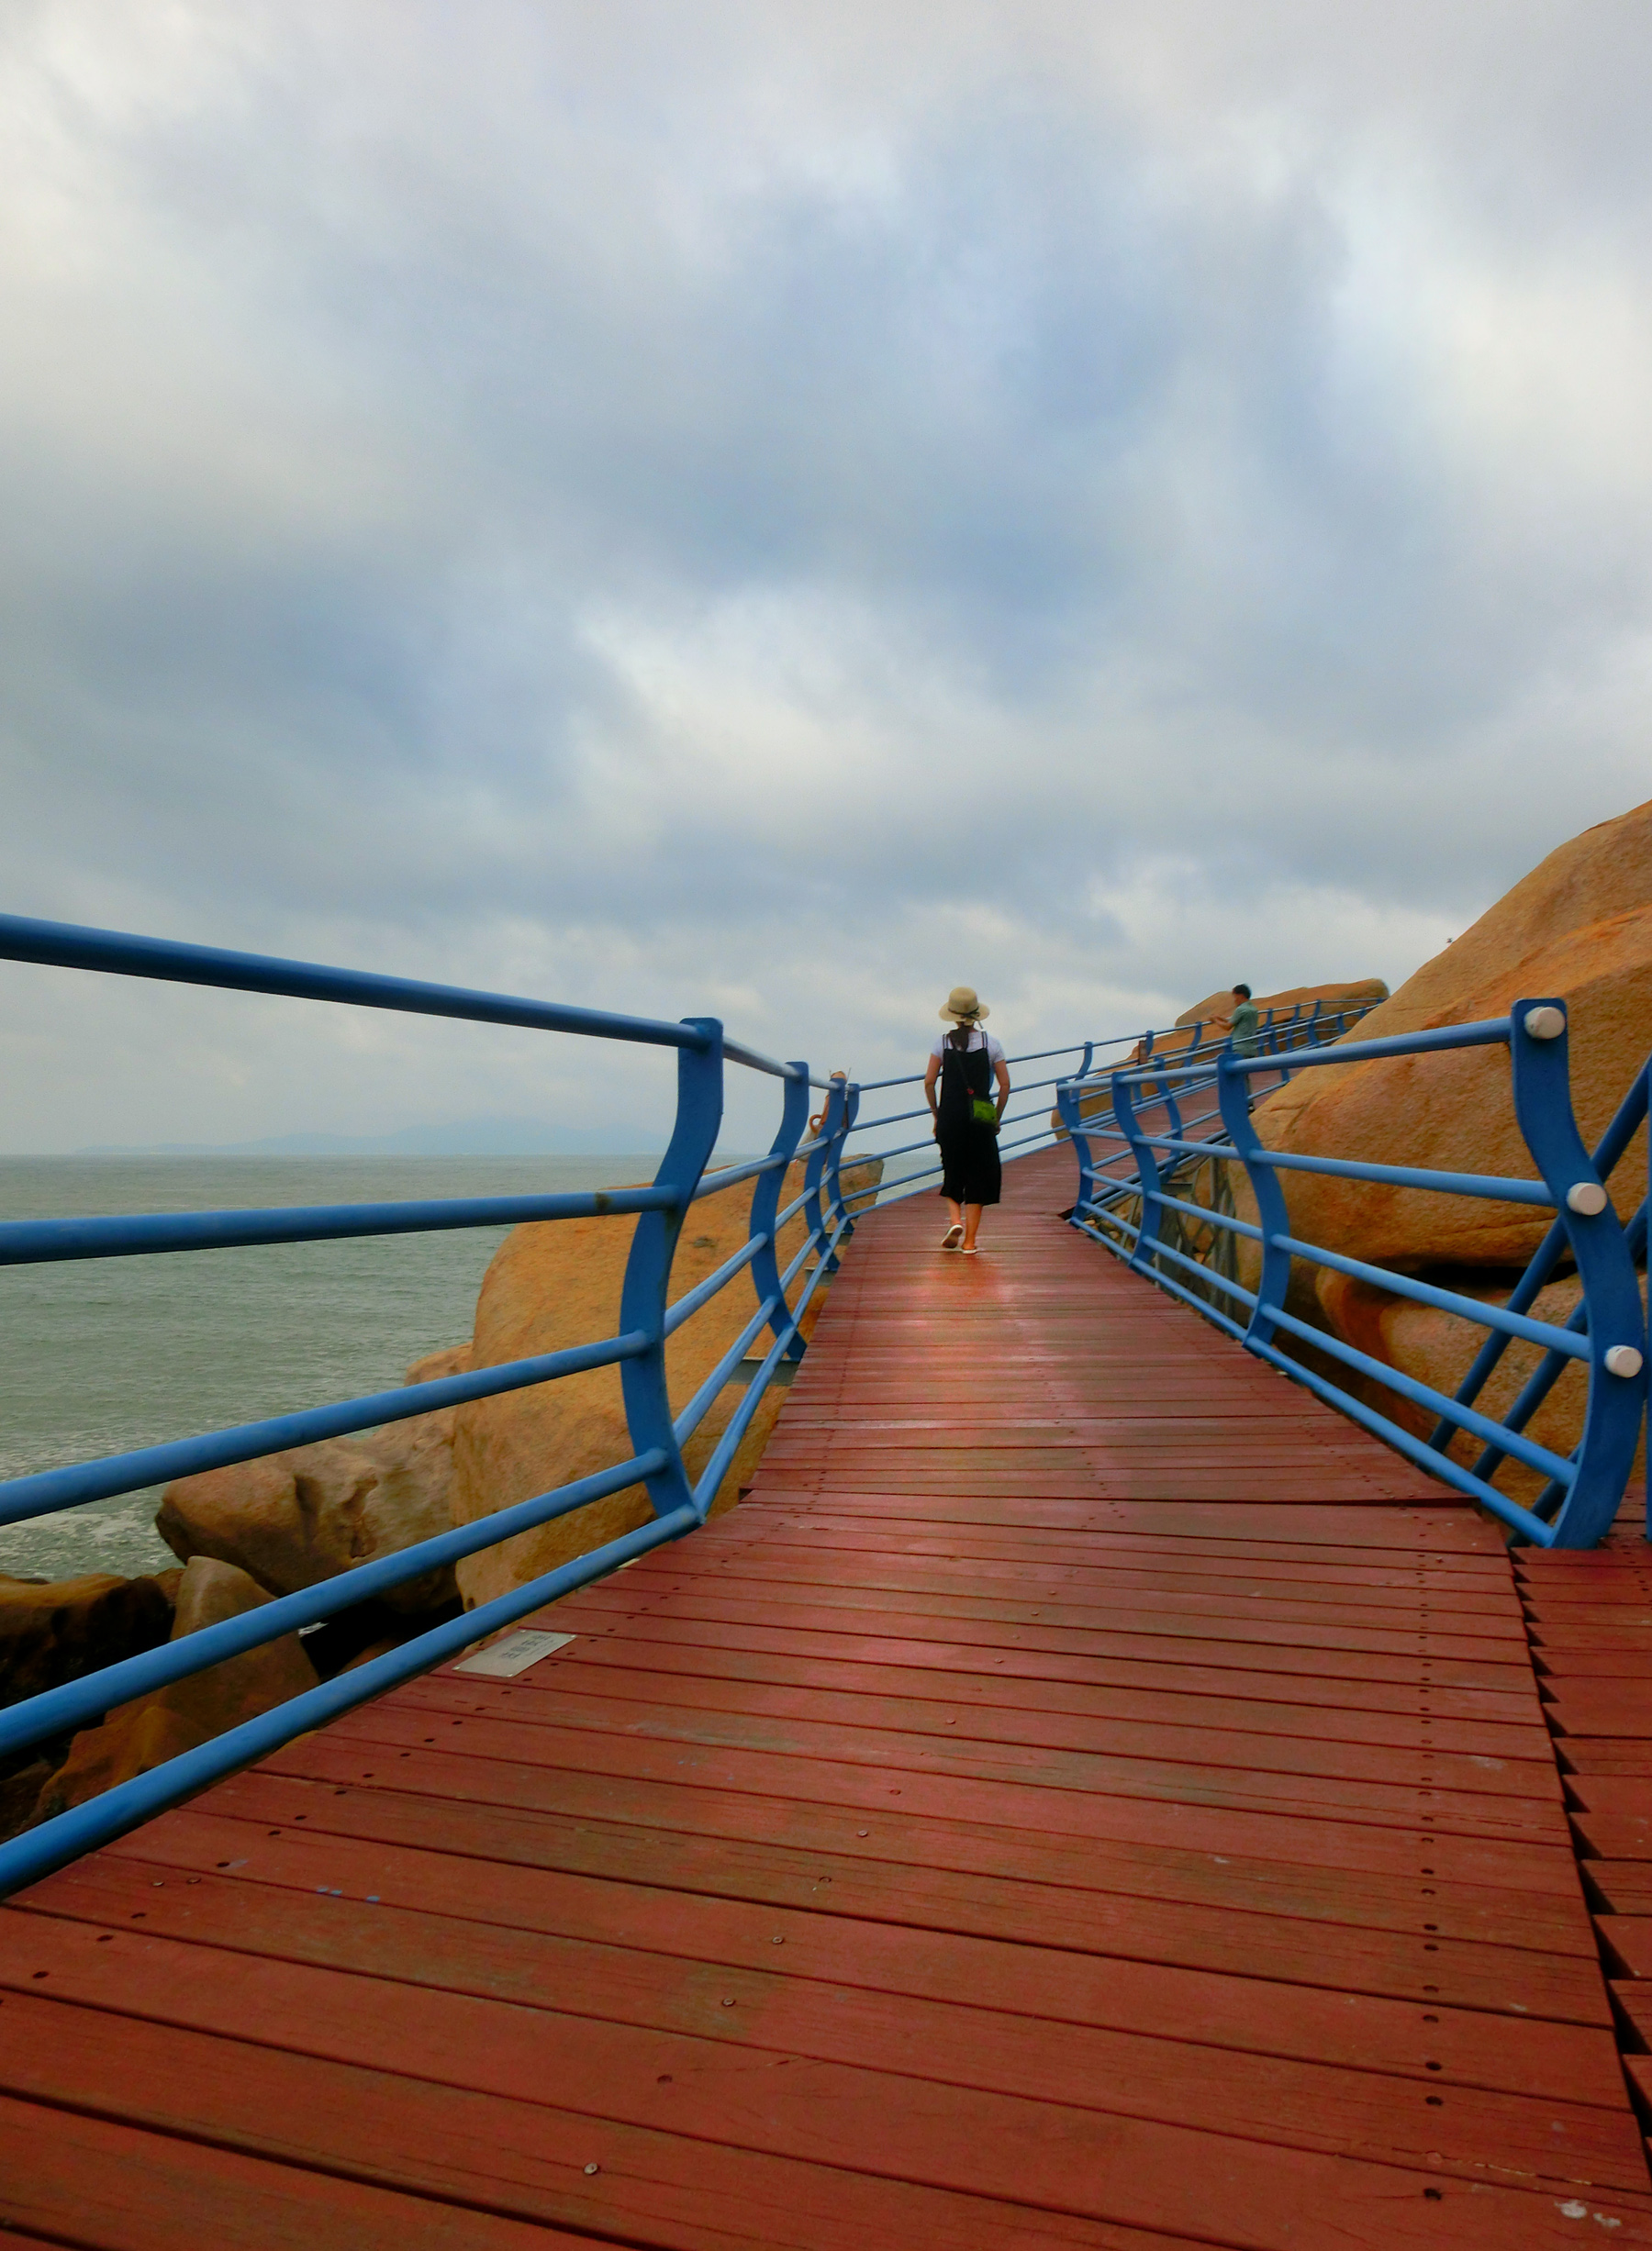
xmin=0 ymin=1153 xmax=663 ymax=1585
xmin=67 ymin=1111 xmax=666 ymax=1159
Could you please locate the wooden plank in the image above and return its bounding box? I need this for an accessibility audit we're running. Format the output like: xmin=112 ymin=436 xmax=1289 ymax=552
xmin=67 ymin=1813 xmax=1624 ymax=2100
xmin=1588 ymin=1866 xmax=1652 ymax=1913
xmin=724 ymin=1519 xmax=1518 ymax=1588
xmin=392 ymin=1666 xmax=1563 ymax=1808
xmin=0 ymin=2089 xmax=584 ymax=2250
xmin=205 ymin=1761 xmax=1610 ymax=1984
xmin=8 ymin=1879 xmax=1643 ymax=2193
xmin=1595 ymin=1919 xmax=1652 ymax=1978
xmin=278 ymin=1710 xmax=1584 ymax=1899
xmin=642 ymin=1555 xmax=1533 ymax=1641
xmin=562 ymin=1580 xmax=1540 ymax=1690
xmin=529 ymin=1625 xmax=1555 ymax=1756
xmin=320 ymin=1692 xmax=1577 ymax=1850
xmin=742 ymin=1491 xmax=1503 ymax=1547
xmin=541 ymin=1603 xmax=1546 ymax=1721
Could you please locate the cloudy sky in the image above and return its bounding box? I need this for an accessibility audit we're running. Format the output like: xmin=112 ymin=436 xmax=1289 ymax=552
xmin=3 ymin=1 xmax=1649 ymax=1153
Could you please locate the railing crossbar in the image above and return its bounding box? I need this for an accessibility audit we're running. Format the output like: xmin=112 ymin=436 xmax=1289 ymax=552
xmin=0 ymin=1330 xmax=651 ymax=1528
xmin=0 ymin=1187 xmax=679 ymax=1268
xmin=0 ymin=1474 xmax=696 ymax=1897
xmin=1245 ymin=1329 xmax=1559 ymax=1545
xmin=1272 ymin=1231 xmax=1591 ymax=1362
xmin=1263 ymin=1299 xmax=1577 ymax=1487
xmin=675 ymin=1292 xmax=784 ymax=1445
xmin=664 ymin=1231 xmax=769 ymax=1339
xmin=1144 ymin=1186 xmax=1264 ymax=1245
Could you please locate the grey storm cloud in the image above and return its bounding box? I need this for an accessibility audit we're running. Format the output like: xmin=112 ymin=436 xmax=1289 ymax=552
xmin=3 ymin=0 xmax=1652 ymax=1148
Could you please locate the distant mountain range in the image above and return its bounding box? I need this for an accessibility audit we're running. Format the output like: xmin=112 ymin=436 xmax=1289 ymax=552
xmin=76 ymin=1115 xmax=664 ymax=1158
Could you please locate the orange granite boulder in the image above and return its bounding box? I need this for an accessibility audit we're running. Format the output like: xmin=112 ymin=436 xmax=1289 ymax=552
xmin=1249 ymin=800 xmax=1652 ymax=1275
xmin=448 ymin=1157 xmax=878 ymax=1608
xmin=0 ymin=1569 xmax=176 ymax=1709
xmin=1054 ymin=977 xmax=1389 ymax=1138
xmin=1174 ymin=977 xmax=1389 ymax=1035
xmin=1312 ymin=1268 xmax=1602 ymax=1502
xmin=1204 ymin=802 xmax=1652 ymax=1494
xmin=33 ymin=1556 xmax=319 ymax=1820
xmin=155 ymin=1343 xmax=469 ymax=1616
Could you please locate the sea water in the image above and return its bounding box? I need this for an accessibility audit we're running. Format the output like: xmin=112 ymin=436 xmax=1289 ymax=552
xmin=0 ymin=1155 xmax=657 ymax=1584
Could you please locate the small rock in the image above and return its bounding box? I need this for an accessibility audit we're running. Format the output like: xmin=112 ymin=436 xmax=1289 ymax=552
xmin=155 ymin=1344 xmax=471 ymax=1616
xmin=0 ymin=1571 xmax=176 ymax=1710
xmin=33 ymin=1557 xmax=320 ymax=1822
xmin=0 ymin=1757 xmax=57 ymax=1844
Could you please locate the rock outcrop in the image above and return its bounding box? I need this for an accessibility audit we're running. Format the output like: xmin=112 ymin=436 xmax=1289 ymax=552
xmin=1314 ymin=1267 xmax=1591 ymax=1480
xmin=1055 ymin=977 xmax=1390 ymax=1138
xmin=1224 ymin=801 xmax=1652 ymax=1491
xmin=1174 ymin=978 xmax=1389 ymax=1033
xmin=1 ymin=1567 xmax=183 ymax=1840
xmin=448 ymin=1158 xmax=879 ymax=1608
xmin=32 ymin=1556 xmax=320 ymax=1821
xmin=155 ymin=1343 xmax=468 ymax=1616
xmin=1249 ymin=803 xmax=1652 ymax=1276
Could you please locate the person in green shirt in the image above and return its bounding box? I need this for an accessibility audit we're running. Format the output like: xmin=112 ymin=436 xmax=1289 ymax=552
xmin=1223 ymin=984 xmax=1261 ymax=1057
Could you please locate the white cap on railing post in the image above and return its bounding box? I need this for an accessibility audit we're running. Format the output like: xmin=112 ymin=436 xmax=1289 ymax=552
xmin=1524 ymin=1006 xmax=1567 ymax=1040
xmin=1566 ymin=1182 xmax=1609 ymax=1215
xmin=1604 ymin=1344 xmax=1645 ymax=1379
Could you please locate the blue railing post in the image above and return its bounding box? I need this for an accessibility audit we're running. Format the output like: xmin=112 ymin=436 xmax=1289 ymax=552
xmin=1057 ymin=1078 xmax=1097 ymax=1225
xmin=748 ymin=1064 xmax=811 ymax=1362
xmin=619 ymin=1019 xmax=724 ymax=1522
xmin=1159 ymin=1063 xmax=1186 ymax=1147
xmin=1111 ymin=1066 xmax=1167 ymax=1279
xmin=1218 ymin=1046 xmax=1293 ymax=1351
xmin=1434 ymin=1062 xmax=1649 ymax=1475
xmin=1276 ymin=1004 xmax=1301 ymax=1082
xmin=1506 ymin=999 xmax=1648 ymax=1547
xmin=826 ymin=1076 xmax=860 ymax=1251
xmin=803 ymin=1075 xmax=848 ymax=1272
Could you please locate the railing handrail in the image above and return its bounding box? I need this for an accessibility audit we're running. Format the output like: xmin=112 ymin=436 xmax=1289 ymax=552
xmin=0 ymin=910 xmax=709 ymax=1053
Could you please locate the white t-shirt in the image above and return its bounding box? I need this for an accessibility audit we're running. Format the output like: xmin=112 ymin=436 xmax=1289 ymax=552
xmin=932 ymin=1028 xmax=1005 ymax=1064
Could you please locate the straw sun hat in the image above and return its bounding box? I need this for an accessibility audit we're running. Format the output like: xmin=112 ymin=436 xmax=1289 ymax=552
xmin=939 ymin=985 xmax=989 ymax=1023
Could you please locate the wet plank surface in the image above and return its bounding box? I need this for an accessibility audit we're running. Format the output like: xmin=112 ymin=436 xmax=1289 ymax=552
xmin=3 ymin=1144 xmax=1648 ymax=2247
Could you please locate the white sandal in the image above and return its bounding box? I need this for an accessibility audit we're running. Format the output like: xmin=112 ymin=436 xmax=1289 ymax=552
xmin=941 ymin=1223 xmax=964 ymax=1249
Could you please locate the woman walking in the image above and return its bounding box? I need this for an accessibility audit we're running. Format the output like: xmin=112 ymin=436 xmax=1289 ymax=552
xmin=925 ymin=986 xmax=1010 ymax=1254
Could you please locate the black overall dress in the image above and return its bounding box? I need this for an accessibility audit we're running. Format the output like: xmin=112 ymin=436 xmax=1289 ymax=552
xmin=936 ymin=1029 xmax=1002 ymax=1207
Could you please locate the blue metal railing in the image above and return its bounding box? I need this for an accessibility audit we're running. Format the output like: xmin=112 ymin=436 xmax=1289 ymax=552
xmin=0 ymin=912 xmax=862 ymax=1897
xmin=0 ymin=927 xmax=1398 ymax=1898
xmin=1058 ymin=1000 xmax=1650 ymax=1550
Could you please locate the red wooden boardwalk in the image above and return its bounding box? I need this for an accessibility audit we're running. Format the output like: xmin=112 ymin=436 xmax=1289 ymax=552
xmin=3 ymin=1146 xmax=1650 ymax=2247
